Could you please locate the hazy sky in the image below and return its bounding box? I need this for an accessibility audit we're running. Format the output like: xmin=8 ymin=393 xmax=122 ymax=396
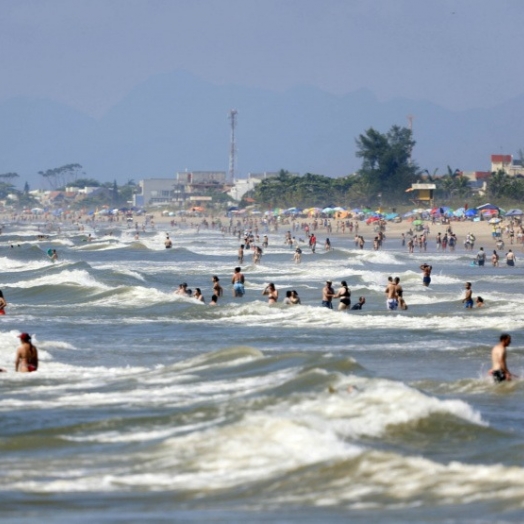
xmin=1 ymin=0 xmax=523 ymax=117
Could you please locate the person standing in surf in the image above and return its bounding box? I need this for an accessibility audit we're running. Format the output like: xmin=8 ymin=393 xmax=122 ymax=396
xmin=462 ymin=282 xmax=474 ymax=308
xmin=489 ymin=334 xmax=513 ymax=383
xmin=506 ymin=249 xmax=516 ymax=267
xmin=334 ymin=280 xmax=351 ymax=310
xmin=420 ymin=263 xmax=432 ymax=287
xmin=231 ymin=267 xmax=245 ymax=297
xmin=15 ymin=333 xmax=38 ymax=373
xmin=0 ymin=290 xmax=6 ymax=315
xmin=212 ymin=275 xmax=223 ymax=297
xmin=321 ymin=281 xmax=335 ymax=309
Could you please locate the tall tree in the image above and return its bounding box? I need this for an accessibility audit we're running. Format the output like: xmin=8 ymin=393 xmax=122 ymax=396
xmin=0 ymin=172 xmax=19 ymax=182
xmin=38 ymin=164 xmax=83 ymax=189
xmin=355 ymin=125 xmax=418 ymax=203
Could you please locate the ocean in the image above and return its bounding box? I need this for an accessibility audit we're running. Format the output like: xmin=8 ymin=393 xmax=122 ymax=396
xmin=1 ymin=218 xmax=523 ymax=523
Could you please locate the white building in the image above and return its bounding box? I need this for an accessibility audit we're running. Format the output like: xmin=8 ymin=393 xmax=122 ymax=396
xmin=133 ymin=178 xmax=175 ymax=207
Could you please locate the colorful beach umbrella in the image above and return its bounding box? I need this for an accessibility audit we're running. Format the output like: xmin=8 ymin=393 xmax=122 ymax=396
xmin=505 ymin=209 xmax=523 ymax=217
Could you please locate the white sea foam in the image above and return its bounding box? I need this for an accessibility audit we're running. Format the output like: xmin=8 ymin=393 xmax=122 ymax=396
xmin=7 ymin=269 xmax=111 ymax=290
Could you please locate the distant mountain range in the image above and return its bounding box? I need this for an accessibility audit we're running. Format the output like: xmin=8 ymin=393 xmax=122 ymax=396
xmin=1 ymin=70 xmax=522 ymax=188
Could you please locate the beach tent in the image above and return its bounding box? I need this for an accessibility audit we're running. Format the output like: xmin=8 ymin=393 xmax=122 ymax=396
xmin=464 ymin=209 xmax=478 ymax=217
xmin=384 ymin=213 xmax=399 ymax=220
xmin=505 ymin=209 xmax=523 ymax=217
xmin=477 ymin=203 xmax=499 ymax=211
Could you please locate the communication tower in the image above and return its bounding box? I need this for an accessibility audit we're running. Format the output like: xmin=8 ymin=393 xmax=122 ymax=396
xmin=228 ymin=109 xmax=238 ymax=184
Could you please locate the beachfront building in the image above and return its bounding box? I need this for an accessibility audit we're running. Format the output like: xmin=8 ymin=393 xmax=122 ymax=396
xmin=228 ymin=171 xmax=301 ymax=201
xmin=491 ymin=154 xmax=524 ymax=176
xmin=134 ymin=172 xmax=229 ymax=207
xmin=133 ymin=178 xmax=175 ymax=207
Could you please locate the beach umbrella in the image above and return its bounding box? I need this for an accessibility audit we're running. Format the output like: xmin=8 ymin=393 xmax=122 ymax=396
xmin=505 ymin=209 xmax=523 ymax=217
xmin=488 ymin=217 xmax=502 ymax=224
xmin=464 ymin=209 xmax=478 ymax=217
xmin=403 ymin=211 xmax=414 ymax=218
xmin=322 ymin=207 xmax=335 ymax=214
xmin=476 ymin=203 xmax=499 ymax=211
xmin=385 ymin=213 xmax=398 ymax=220
xmin=412 ymin=219 xmax=423 ymax=226
xmin=453 ymin=207 xmax=465 ymax=217
xmin=333 ymin=206 xmax=346 ymax=212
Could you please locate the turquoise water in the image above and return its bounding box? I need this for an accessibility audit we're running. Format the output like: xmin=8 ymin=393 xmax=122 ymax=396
xmin=1 ymin=219 xmax=523 ymax=523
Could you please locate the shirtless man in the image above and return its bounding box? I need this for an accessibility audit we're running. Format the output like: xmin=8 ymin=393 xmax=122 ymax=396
xmin=420 ymin=263 xmax=432 ymax=287
xmin=231 ymin=267 xmax=245 ymax=297
xmin=385 ymin=276 xmax=398 ymax=310
xmin=164 ymin=235 xmax=172 ymax=248
xmin=321 ymin=281 xmax=335 ymax=309
xmin=15 ymin=333 xmax=38 ymax=372
xmin=462 ymin=281 xmax=473 ymax=308
xmin=489 ymin=334 xmax=512 ymax=383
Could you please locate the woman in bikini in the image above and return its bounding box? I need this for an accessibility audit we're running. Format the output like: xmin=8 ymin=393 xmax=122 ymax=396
xmin=212 ymin=275 xmax=223 ymax=297
xmin=335 ymin=280 xmax=351 ymax=310
xmin=262 ymin=283 xmax=279 ymax=304
xmin=15 ymin=333 xmax=38 ymax=373
xmin=0 ymin=290 xmax=6 ymax=315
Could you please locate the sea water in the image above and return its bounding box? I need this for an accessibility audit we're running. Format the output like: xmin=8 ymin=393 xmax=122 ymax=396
xmin=1 ymin=221 xmax=523 ymax=523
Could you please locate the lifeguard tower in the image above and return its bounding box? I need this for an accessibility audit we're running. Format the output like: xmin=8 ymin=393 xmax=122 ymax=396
xmin=406 ymin=183 xmax=436 ymax=207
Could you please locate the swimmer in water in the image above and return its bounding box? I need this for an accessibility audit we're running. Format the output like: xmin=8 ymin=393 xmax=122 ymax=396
xmin=489 ymin=334 xmax=512 ymax=383
xmin=15 ymin=333 xmax=38 ymax=373
xmin=420 ymin=263 xmax=432 ymax=286
xmin=462 ymin=281 xmax=473 ymax=309
xmin=262 ymin=282 xmax=278 ymax=303
xmin=212 ymin=275 xmax=223 ymax=297
xmin=231 ymin=267 xmax=245 ymax=297
xmin=0 ymin=290 xmax=6 ymax=315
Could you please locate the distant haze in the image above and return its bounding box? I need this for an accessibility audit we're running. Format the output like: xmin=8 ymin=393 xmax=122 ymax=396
xmin=1 ymin=0 xmax=523 ymax=187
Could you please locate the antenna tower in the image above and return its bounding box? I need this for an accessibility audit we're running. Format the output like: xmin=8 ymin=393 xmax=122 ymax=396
xmin=228 ymin=109 xmax=238 ymax=184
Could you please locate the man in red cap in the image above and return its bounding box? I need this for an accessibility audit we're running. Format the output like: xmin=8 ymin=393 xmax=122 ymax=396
xmin=15 ymin=333 xmax=38 ymax=372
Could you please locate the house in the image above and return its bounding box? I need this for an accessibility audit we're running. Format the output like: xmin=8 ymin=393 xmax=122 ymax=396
xmin=461 ymin=171 xmax=490 ymax=195
xmin=491 ymin=154 xmax=524 ymax=176
xmin=134 ymin=178 xmax=176 ymax=207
